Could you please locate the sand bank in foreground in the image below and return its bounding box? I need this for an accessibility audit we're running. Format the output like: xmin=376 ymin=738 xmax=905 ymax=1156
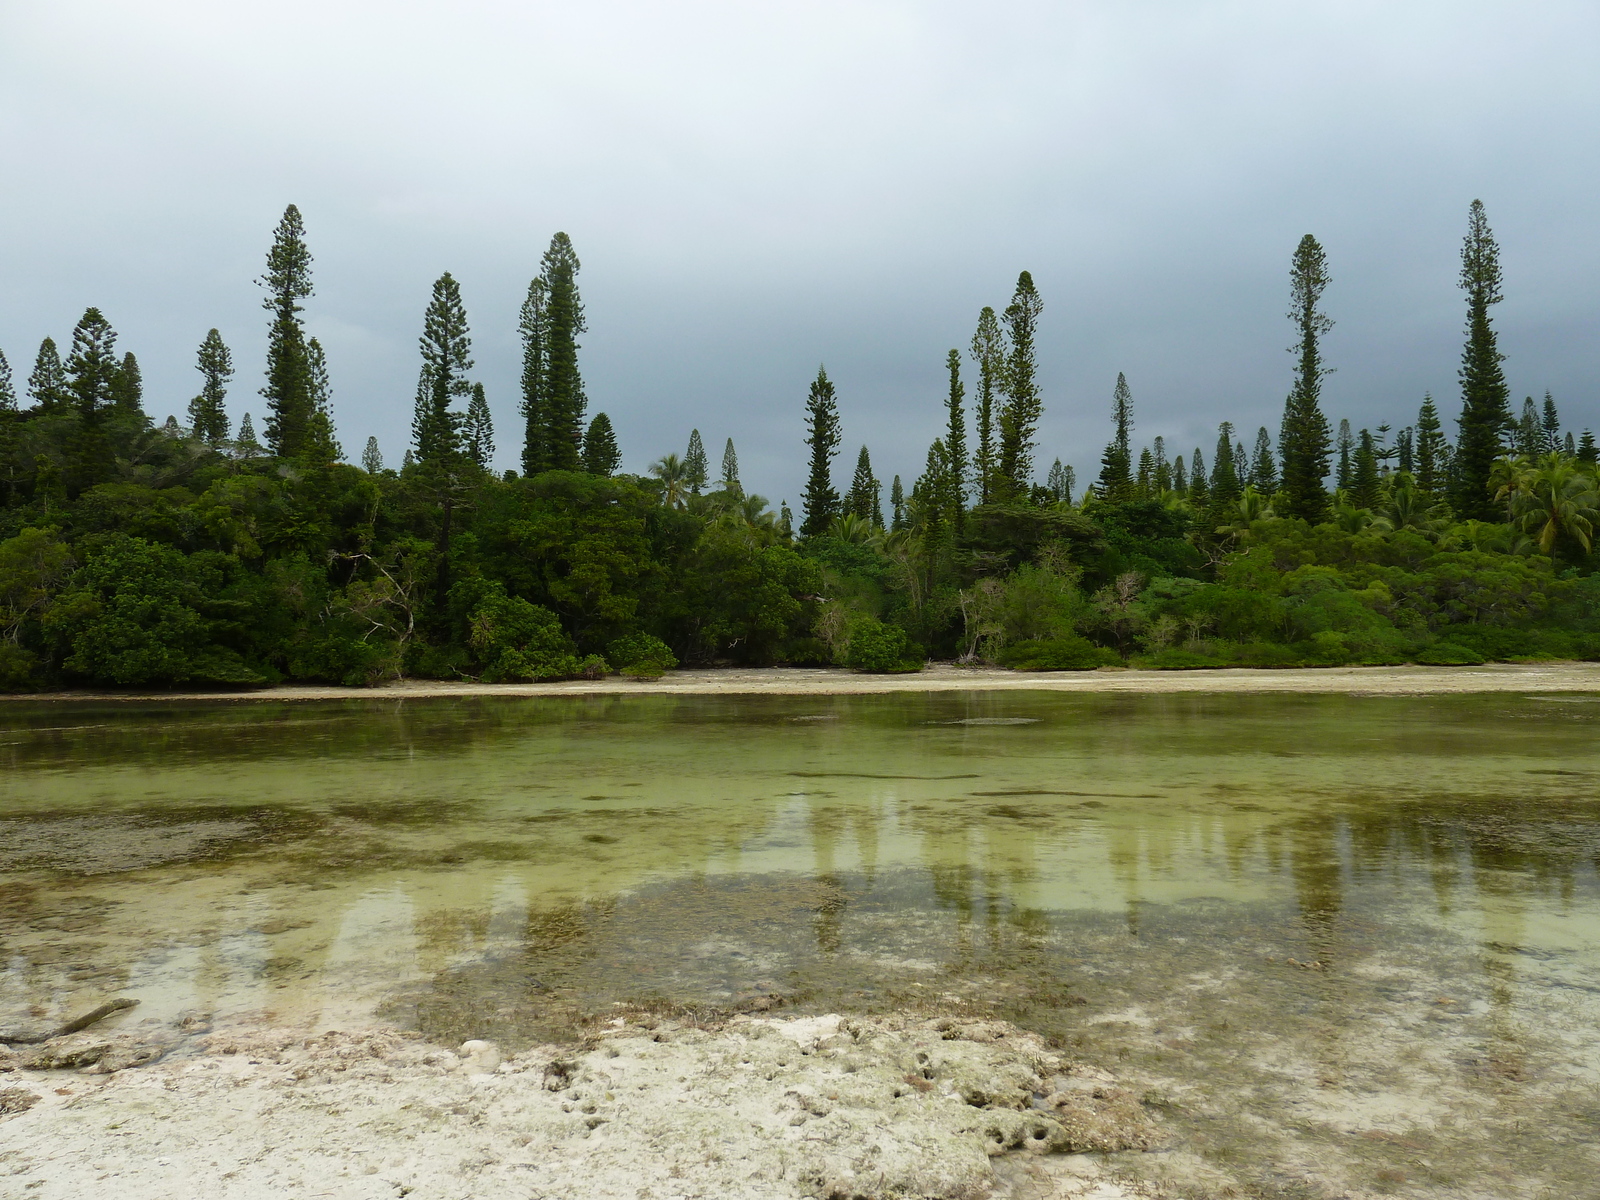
xmin=2 ymin=1013 xmax=1169 ymax=1199
xmin=4 ymin=660 xmax=1599 ymax=703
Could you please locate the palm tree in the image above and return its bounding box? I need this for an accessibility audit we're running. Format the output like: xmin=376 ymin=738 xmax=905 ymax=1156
xmin=1215 ymin=486 xmax=1275 ymax=542
xmin=1495 ymin=453 xmax=1600 ymax=556
xmin=829 ymin=513 xmax=876 ymax=544
xmin=650 ymin=452 xmax=690 ymax=508
xmin=1373 ymin=471 xmax=1447 ymax=537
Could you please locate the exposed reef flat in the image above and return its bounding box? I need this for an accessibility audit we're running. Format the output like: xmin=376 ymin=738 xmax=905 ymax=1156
xmin=2 ymin=1013 xmax=1173 ymax=1200
xmin=5 ymin=660 xmax=1600 ymax=703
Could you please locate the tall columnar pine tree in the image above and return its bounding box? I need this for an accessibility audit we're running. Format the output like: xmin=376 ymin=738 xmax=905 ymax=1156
xmin=1577 ymin=431 xmax=1598 ymax=464
xmin=413 ymin=271 xmax=473 ymax=464
xmin=1208 ymin=423 xmax=1242 ymax=519
xmin=1541 ymin=392 xmax=1561 ymax=452
xmin=109 ymin=352 xmax=144 ymax=417
xmin=941 ymin=349 xmax=969 ymax=521
xmin=800 ymin=366 xmax=842 ymax=536
xmin=684 ymin=429 xmax=708 ymax=494
xmin=1046 ymin=459 xmax=1073 ymax=504
xmin=1350 ymin=429 xmax=1380 ymax=510
xmin=969 ymin=306 xmax=1003 ymax=504
xmin=1396 ymin=427 xmax=1414 ymax=474
xmin=1515 ymin=397 xmax=1541 ymax=458
xmin=465 ymin=383 xmax=494 ymax=468
xmin=1097 ymin=372 xmax=1134 ymax=500
xmin=28 ymin=338 xmax=68 ymax=411
xmin=304 ymin=337 xmax=342 ymax=464
xmin=845 ymin=445 xmax=879 ymax=523
xmin=362 ymin=436 xmax=383 ymax=474
xmin=1563 ymin=431 xmax=1575 ymax=455
xmin=1335 ymin=419 xmax=1354 ymax=489
xmin=1135 ymin=448 xmax=1154 ymax=497
xmin=518 ymin=276 xmax=548 ymax=474
xmin=259 ymin=205 xmax=315 ymax=458
xmin=1153 ymin=437 xmax=1171 ymax=492
xmin=890 ymin=475 xmax=907 ymax=529
xmin=1172 ymin=455 xmax=1187 ymax=493
xmin=721 ymin=438 xmax=740 ymax=493
xmin=235 ymin=413 xmax=262 ymax=458
xmin=1450 ymin=200 xmax=1512 ymax=520
xmin=0 ymin=349 xmax=13 ymax=412
xmin=582 ymin=413 xmax=620 ymax=476
xmin=1250 ymin=427 xmax=1277 ymax=493
xmin=1279 ymin=234 xmax=1334 ymax=522
xmin=1188 ymin=447 xmax=1208 ymax=507
xmin=997 ymin=272 xmax=1043 ymax=499
xmin=189 ymin=329 xmax=234 ymax=443
xmin=1415 ymin=394 xmax=1447 ymax=495
xmin=65 ymin=308 xmax=120 ymax=415
xmin=912 ymin=438 xmax=953 ymax=543
xmin=779 ymin=501 xmax=794 ymax=540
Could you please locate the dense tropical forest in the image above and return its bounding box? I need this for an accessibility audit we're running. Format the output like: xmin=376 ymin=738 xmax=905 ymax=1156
xmin=0 ymin=200 xmax=1596 ymax=689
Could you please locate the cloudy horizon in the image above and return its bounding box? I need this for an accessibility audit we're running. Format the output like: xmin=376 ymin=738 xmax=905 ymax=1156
xmin=3 ymin=0 xmax=1597 ymax=504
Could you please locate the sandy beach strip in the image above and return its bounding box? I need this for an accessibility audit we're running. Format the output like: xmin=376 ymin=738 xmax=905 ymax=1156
xmin=2 ymin=660 xmax=1598 ymax=703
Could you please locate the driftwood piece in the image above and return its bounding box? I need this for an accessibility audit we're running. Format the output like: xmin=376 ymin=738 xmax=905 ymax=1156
xmin=0 ymin=998 xmax=139 ymax=1045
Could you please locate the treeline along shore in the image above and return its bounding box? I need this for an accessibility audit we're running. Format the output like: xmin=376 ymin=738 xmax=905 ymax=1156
xmin=1 ymin=201 xmax=1597 ymax=690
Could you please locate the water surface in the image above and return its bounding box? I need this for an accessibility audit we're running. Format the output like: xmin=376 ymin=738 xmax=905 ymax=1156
xmin=3 ymin=690 xmax=1598 ymax=1196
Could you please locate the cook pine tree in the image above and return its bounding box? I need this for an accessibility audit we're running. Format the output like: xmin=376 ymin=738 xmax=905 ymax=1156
xmin=997 ymin=271 xmax=1043 ymax=499
xmin=520 ymin=233 xmax=586 ymax=474
xmin=1278 ymin=234 xmax=1334 ymax=522
xmin=1449 ymin=200 xmax=1513 ymax=521
xmin=188 ymin=329 xmax=233 ymax=444
xmin=260 ymin=205 xmax=315 ymax=458
xmin=800 ymin=366 xmax=841 ymax=536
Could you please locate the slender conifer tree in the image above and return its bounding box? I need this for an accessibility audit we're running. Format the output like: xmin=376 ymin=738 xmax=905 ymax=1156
xmin=1279 ymin=234 xmax=1334 ymax=522
xmin=582 ymin=413 xmax=620 ymax=476
xmin=1415 ymin=394 xmax=1447 ymax=495
xmin=1335 ymin=419 xmax=1354 ymax=490
xmin=1097 ymin=373 xmax=1134 ymax=500
xmin=0 ymin=349 xmax=13 ymax=412
xmin=413 ymin=272 xmax=472 ymax=464
xmin=110 ymin=352 xmax=144 ymax=417
xmin=969 ymin=307 xmax=1003 ymax=504
xmin=518 ymin=277 xmax=548 ymax=474
xmin=1350 ymin=429 xmax=1380 ymax=509
xmin=259 ymin=205 xmax=314 ymax=457
xmin=541 ymin=233 xmax=586 ymax=469
xmin=1450 ymin=200 xmax=1512 ymax=520
xmin=362 ymin=436 xmax=383 ymax=473
xmin=465 ymin=383 xmax=494 ymax=468
xmin=189 ymin=329 xmax=233 ymax=443
xmin=720 ymin=438 xmax=740 ymax=493
xmin=997 ymin=272 xmax=1043 ymax=498
xmin=800 ymin=366 xmax=842 ymax=536
xmin=1250 ymin=427 xmax=1277 ymax=492
xmin=1541 ymin=392 xmax=1561 ymax=453
xmin=890 ymin=476 xmax=905 ymax=530
xmin=944 ymin=349 xmax=968 ymax=522
xmin=304 ymin=338 xmax=341 ymax=464
xmin=684 ymin=430 xmax=708 ymax=494
xmin=28 ymin=339 xmax=68 ymax=411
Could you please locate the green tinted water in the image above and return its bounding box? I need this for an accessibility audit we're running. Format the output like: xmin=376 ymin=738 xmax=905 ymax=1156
xmin=3 ymin=690 xmax=1598 ymax=1194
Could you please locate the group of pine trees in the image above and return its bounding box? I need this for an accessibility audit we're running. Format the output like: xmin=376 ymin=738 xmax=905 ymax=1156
xmin=0 ymin=198 xmax=1584 ymax=541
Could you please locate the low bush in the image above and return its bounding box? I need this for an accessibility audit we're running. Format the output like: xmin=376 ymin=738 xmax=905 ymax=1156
xmin=845 ymin=618 xmax=923 ymax=673
xmin=607 ymin=633 xmax=678 ymax=677
xmin=997 ymin=634 xmax=1118 ymax=671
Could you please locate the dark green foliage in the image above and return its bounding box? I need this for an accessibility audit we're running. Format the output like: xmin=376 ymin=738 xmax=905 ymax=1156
xmin=466 ymin=582 xmax=591 ymax=681
xmin=1279 ymin=234 xmax=1334 ymax=523
xmin=969 ymin=307 xmax=1003 ymax=504
xmin=582 ymin=413 xmax=620 ymax=476
xmin=259 ymin=205 xmax=315 ymax=458
xmin=1542 ymin=392 xmax=1562 ymax=453
xmin=189 ymin=329 xmax=233 ymax=444
xmin=303 ymin=338 xmax=341 ymax=465
xmin=65 ymin=308 xmax=120 ymax=416
xmin=465 ymin=383 xmax=494 ymax=468
xmin=720 ymin=438 xmax=740 ymax=493
xmin=413 ymin=272 xmax=472 ymax=464
xmin=890 ymin=476 xmax=905 ymax=530
xmin=800 ymin=367 xmax=841 ymax=536
xmin=362 ymin=437 xmax=383 ymax=474
xmin=1249 ymin=427 xmax=1276 ymax=492
xmin=1579 ymin=431 xmax=1598 ymax=464
xmin=1350 ymin=429 xmax=1380 ymax=509
xmin=607 ymin=632 xmax=678 ymax=676
xmin=518 ymin=276 xmax=549 ymax=474
xmin=1188 ymin=448 xmax=1208 ymax=508
xmin=28 ymin=339 xmax=68 ymax=411
xmin=995 ymin=633 xmax=1114 ymax=671
xmin=110 ymin=353 xmax=144 ymax=416
xmin=684 ymin=429 xmax=708 ymax=494
xmin=997 ymin=271 xmax=1043 ymax=498
xmin=943 ymin=349 xmax=968 ymax=520
xmin=1208 ymin=422 xmax=1241 ymax=517
xmin=0 ymin=349 xmax=15 ymax=413
xmin=1335 ymin=419 xmax=1354 ymax=489
xmin=1450 ymin=200 xmax=1512 ymax=520
xmin=1415 ymin=395 xmax=1447 ymax=495
xmin=1097 ymin=373 xmax=1133 ymax=501
xmin=845 ymin=445 xmax=878 ymax=522
xmin=1047 ymin=459 xmax=1073 ymax=504
xmin=844 ymin=616 xmax=920 ymax=673
xmin=541 ymin=234 xmax=586 ymax=470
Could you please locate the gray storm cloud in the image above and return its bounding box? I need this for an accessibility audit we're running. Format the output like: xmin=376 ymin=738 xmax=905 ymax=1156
xmin=1 ymin=0 xmax=1596 ymax=502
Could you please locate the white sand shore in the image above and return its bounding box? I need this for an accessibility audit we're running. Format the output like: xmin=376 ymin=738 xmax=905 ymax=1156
xmin=4 ymin=660 xmax=1599 ymax=703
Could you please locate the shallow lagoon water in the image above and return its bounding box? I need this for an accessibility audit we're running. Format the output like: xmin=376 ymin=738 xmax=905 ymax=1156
xmin=3 ymin=689 xmax=1599 ymax=1196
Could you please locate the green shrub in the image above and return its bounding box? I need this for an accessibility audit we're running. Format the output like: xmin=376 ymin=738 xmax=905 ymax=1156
xmin=468 ymin=587 xmax=585 ymax=681
xmin=844 ymin=618 xmax=922 ymax=673
xmin=1414 ymin=642 xmax=1487 ymax=666
xmin=997 ymin=635 xmax=1118 ymax=671
xmin=606 ymin=632 xmax=678 ymax=676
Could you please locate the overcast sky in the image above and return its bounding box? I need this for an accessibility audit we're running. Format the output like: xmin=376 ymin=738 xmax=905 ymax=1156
xmin=3 ymin=0 xmax=1597 ymax=503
